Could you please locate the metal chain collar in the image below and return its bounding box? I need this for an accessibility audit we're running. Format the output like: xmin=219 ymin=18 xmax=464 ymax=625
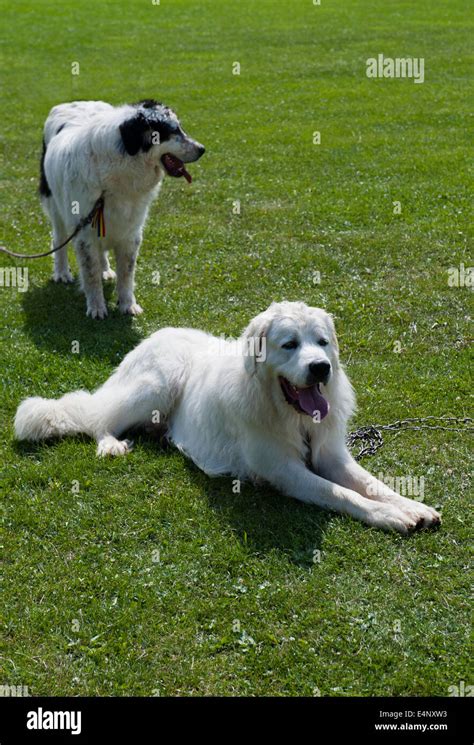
xmin=347 ymin=416 xmax=473 ymax=461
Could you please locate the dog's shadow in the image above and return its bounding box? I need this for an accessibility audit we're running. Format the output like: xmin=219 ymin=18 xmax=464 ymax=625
xmin=179 ymin=452 xmax=332 ymax=564
xmin=15 ymin=426 xmax=332 ymax=563
xmin=21 ymin=279 xmax=142 ymax=360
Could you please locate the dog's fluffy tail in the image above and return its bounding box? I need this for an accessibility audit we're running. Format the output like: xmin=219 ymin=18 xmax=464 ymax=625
xmin=14 ymin=391 xmax=95 ymax=442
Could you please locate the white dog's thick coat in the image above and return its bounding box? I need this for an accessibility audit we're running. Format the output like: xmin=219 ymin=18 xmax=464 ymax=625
xmin=15 ymin=302 xmax=441 ymax=534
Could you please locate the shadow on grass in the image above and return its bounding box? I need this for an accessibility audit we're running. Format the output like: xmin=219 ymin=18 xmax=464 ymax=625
xmin=179 ymin=451 xmax=332 ymax=565
xmin=21 ymin=279 xmax=143 ymax=361
xmin=12 ymin=434 xmax=91 ymax=458
xmin=13 ymin=426 xmax=332 ymax=565
xmin=134 ymin=434 xmax=332 ymax=562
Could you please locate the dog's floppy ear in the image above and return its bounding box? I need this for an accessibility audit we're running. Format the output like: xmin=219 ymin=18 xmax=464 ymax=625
xmin=326 ymin=312 xmax=339 ymax=355
xmin=119 ymin=113 xmax=152 ymax=155
xmin=241 ymin=309 xmax=272 ymax=376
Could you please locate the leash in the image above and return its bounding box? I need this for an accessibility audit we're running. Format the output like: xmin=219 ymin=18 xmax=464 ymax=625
xmin=347 ymin=415 xmax=473 ymax=461
xmin=0 ymin=195 xmax=105 ymax=259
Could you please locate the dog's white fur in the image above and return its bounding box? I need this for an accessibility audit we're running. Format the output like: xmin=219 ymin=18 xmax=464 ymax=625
xmin=15 ymin=301 xmax=440 ymax=534
xmin=41 ymin=99 xmax=204 ymax=318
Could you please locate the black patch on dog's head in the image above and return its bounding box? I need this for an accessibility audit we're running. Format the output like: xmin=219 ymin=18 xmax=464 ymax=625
xmin=39 ymin=139 xmax=51 ymax=197
xmin=120 ymin=102 xmax=180 ymax=156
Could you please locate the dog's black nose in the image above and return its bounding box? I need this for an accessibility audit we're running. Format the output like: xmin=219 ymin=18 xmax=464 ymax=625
xmin=308 ymin=361 xmax=331 ymax=384
xmin=197 ymin=144 xmax=205 ymax=157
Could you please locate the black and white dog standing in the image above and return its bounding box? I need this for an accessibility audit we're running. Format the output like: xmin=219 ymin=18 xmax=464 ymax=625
xmin=40 ymin=99 xmax=205 ymax=318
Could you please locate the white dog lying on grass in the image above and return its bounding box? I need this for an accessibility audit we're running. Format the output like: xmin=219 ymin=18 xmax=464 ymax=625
xmin=15 ymin=301 xmax=441 ymax=535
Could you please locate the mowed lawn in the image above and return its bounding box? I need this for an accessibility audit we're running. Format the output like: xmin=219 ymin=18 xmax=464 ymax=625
xmin=0 ymin=0 xmax=472 ymax=696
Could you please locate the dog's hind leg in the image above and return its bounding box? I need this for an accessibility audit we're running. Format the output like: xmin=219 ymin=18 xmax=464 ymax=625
xmin=100 ymin=250 xmax=116 ymax=281
xmin=54 ymin=245 xmax=74 ymax=284
xmin=95 ymin=385 xmax=138 ymax=457
xmin=93 ymin=379 xmax=165 ymax=457
xmin=74 ymin=236 xmax=107 ymax=319
xmin=96 ymin=434 xmax=134 ymax=457
xmin=45 ymin=199 xmax=74 ymax=283
xmin=15 ymin=383 xmax=157 ymax=457
xmin=15 ymin=327 xmax=181 ymax=455
xmin=114 ymin=239 xmax=143 ymax=316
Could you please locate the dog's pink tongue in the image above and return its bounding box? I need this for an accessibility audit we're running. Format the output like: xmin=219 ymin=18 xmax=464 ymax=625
xmin=298 ymin=385 xmax=329 ymax=419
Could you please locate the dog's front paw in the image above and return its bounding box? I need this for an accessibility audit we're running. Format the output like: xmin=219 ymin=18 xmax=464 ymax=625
xmin=97 ymin=436 xmax=133 ymax=457
xmin=370 ymin=503 xmax=425 ymax=535
xmin=397 ymin=499 xmax=441 ymax=531
xmin=53 ymin=269 xmax=74 ymax=284
xmin=86 ymin=300 xmax=108 ymax=319
xmin=102 ymin=268 xmax=116 ymax=281
xmin=119 ymin=301 xmax=143 ymax=316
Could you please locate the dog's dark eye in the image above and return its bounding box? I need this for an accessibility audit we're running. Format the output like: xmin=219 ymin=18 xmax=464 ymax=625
xmin=281 ymin=340 xmax=299 ymax=350
xmin=318 ymin=338 xmax=329 ymax=347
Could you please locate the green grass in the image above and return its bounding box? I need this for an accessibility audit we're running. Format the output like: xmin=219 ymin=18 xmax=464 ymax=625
xmin=1 ymin=0 xmax=472 ymax=696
